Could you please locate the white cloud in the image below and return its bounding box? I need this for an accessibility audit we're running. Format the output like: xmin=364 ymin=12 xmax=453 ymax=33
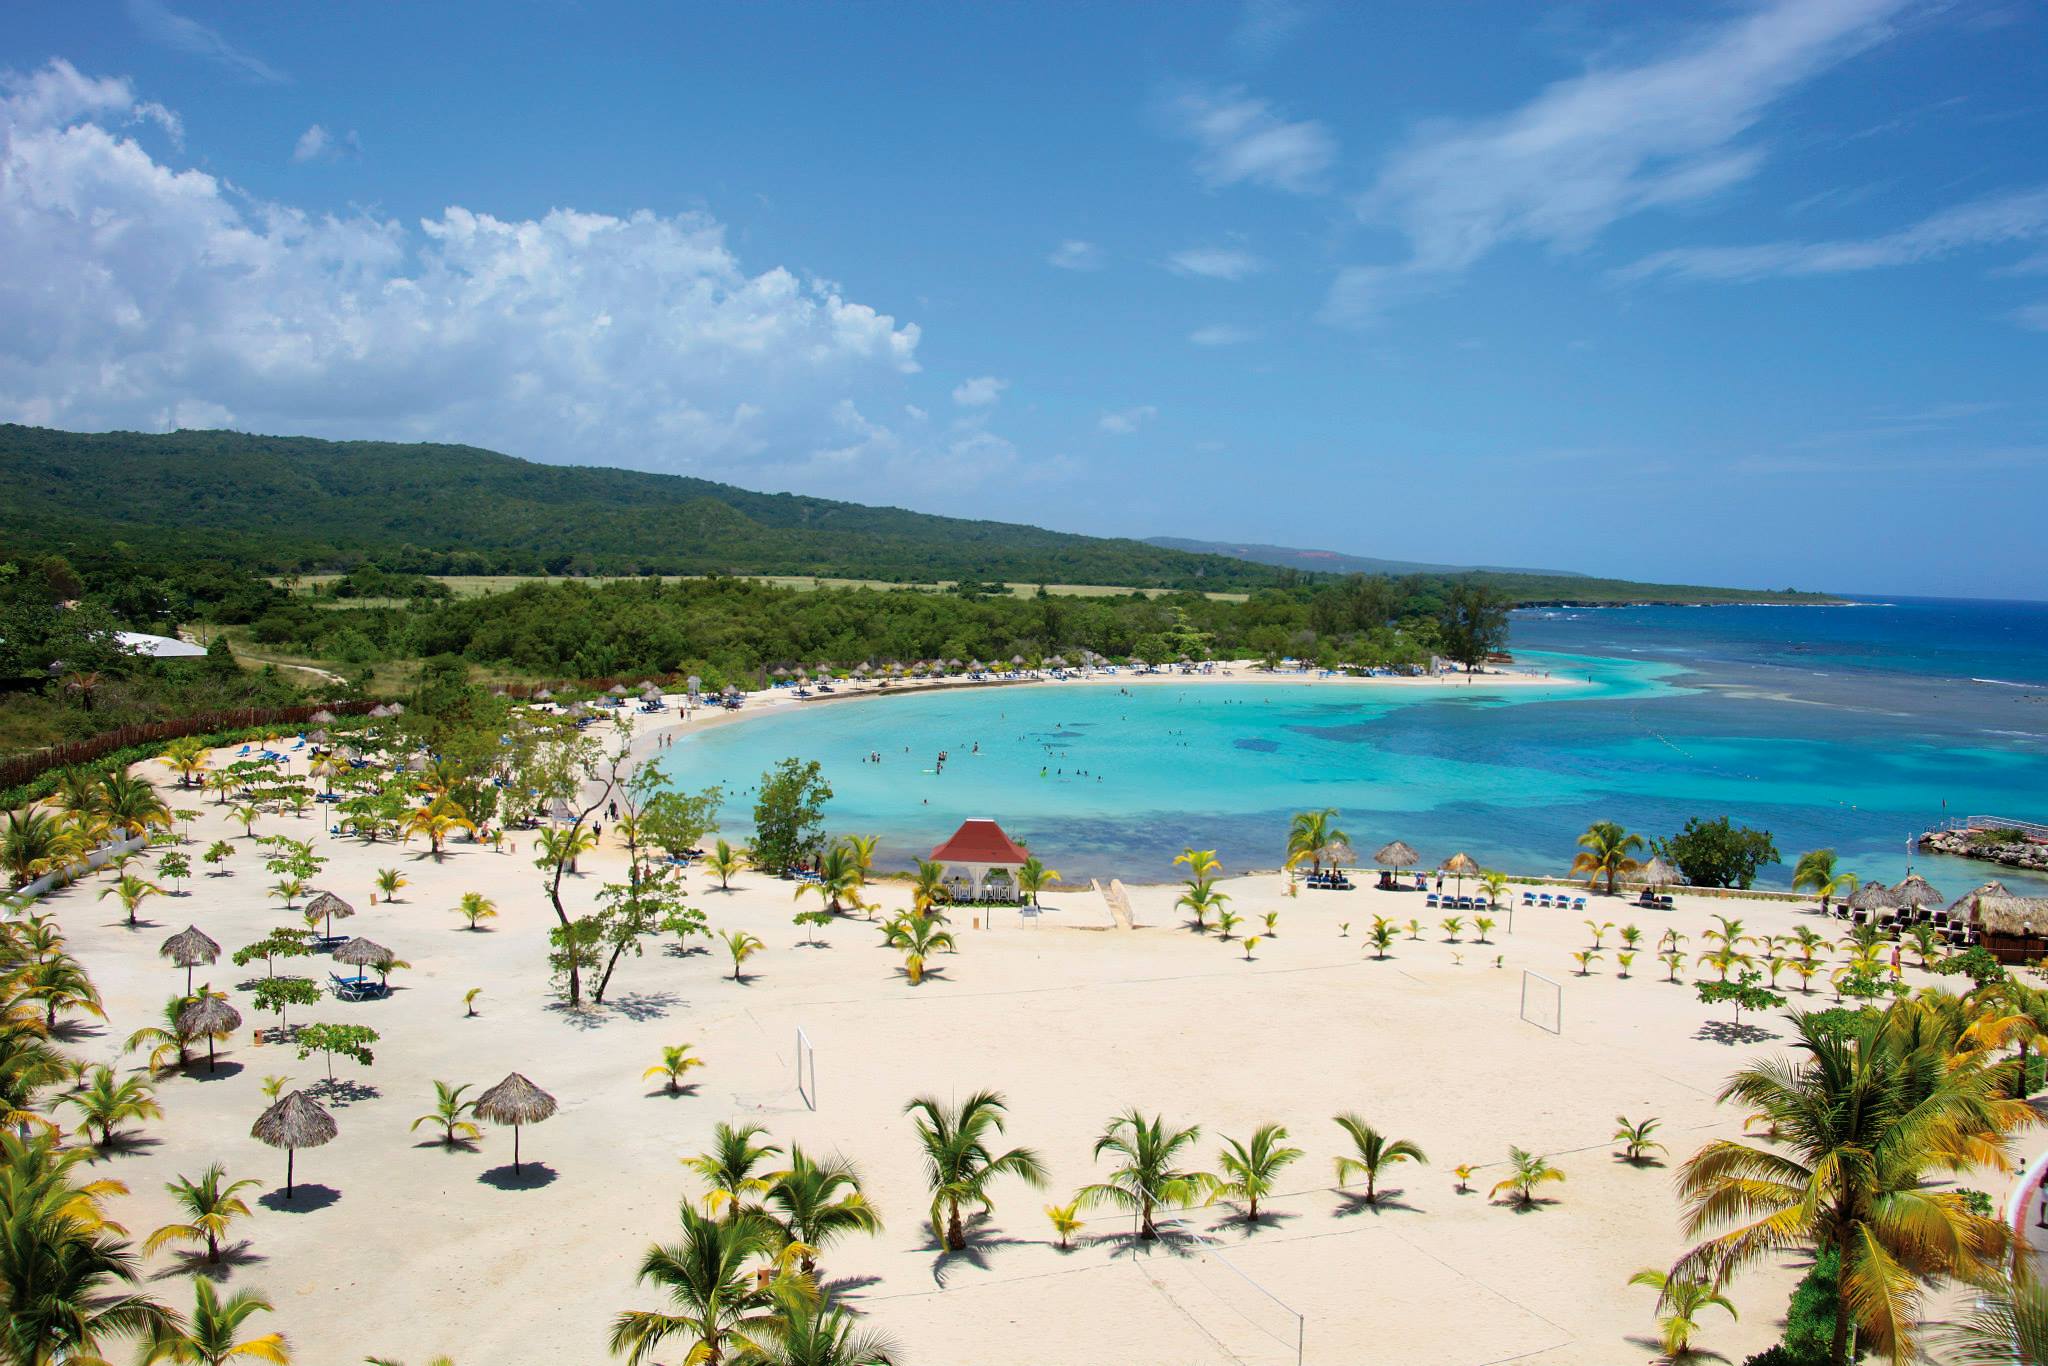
xmin=1189 ymin=324 xmax=1254 ymax=346
xmin=951 ymin=375 xmax=1008 ymax=407
xmin=291 ymin=123 xmax=361 ymax=164
xmin=1047 ymin=239 xmax=1104 ymax=271
xmin=1098 ymin=405 xmax=1158 ymax=434
xmin=126 ymin=0 xmax=286 ymax=83
xmin=1166 ymin=246 xmax=1265 ymax=281
xmin=1615 ymin=186 xmax=2048 ymax=282
xmin=1165 ymin=85 xmax=1335 ymax=194
xmin=0 ymin=61 xmax=974 ymax=496
xmin=1329 ymin=0 xmax=1909 ymax=322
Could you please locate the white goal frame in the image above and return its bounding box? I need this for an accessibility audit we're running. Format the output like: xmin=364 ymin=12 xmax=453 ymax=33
xmin=795 ymin=1026 xmax=817 ymax=1109
xmin=1520 ymin=971 xmax=1562 ymax=1034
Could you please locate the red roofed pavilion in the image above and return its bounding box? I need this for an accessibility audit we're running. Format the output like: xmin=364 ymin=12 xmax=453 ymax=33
xmin=931 ymin=819 xmax=1030 ymax=902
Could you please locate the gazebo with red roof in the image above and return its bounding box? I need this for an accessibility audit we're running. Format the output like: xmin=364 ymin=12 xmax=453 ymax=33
xmin=930 ymin=819 xmax=1029 ymax=902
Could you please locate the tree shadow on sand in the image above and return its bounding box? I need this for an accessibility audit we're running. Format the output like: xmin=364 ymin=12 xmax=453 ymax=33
xmin=1625 ymin=1333 xmax=1729 ymax=1362
xmin=152 ymin=1240 xmax=265 ymax=1282
xmin=480 ymin=1162 xmax=558 ymax=1190
xmin=187 ymin=1061 xmax=247 ymax=1083
xmin=643 ymin=1083 xmax=703 ymax=1100
xmin=258 ymin=1183 xmax=340 ymax=1213
xmin=1694 ymin=1019 xmax=1781 ymax=1046
xmin=1333 ymin=1189 xmax=1421 ymax=1217
xmin=919 ymin=1213 xmax=1030 ymax=1287
xmin=307 ymin=1077 xmax=379 ymax=1106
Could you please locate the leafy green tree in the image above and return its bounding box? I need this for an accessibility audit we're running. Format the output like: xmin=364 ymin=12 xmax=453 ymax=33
xmin=1696 ymin=971 xmax=1786 ymax=1027
xmin=249 ymin=975 xmax=321 ymax=1033
xmin=1436 ymin=581 xmax=1509 ymax=670
xmin=750 ymin=758 xmax=833 ymax=878
xmin=292 ymin=1022 xmax=379 ymax=1082
xmin=1657 ymin=816 xmax=1781 ymax=890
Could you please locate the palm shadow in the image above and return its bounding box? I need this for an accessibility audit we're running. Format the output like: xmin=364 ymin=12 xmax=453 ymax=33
xmin=1333 ymin=1189 xmax=1420 ymax=1217
xmin=1494 ymin=1196 xmax=1563 ymax=1215
xmin=919 ymin=1213 xmax=1029 ymax=1287
xmin=412 ymin=1136 xmax=481 ymax=1154
xmin=480 ymin=1162 xmax=558 ymax=1190
xmin=259 ymin=1183 xmax=341 ymax=1213
xmin=1615 ymin=1154 xmax=1669 ymax=1170
xmin=818 ymin=1272 xmax=884 ymax=1299
xmin=152 ymin=1240 xmax=265 ymax=1282
xmin=49 ymin=1019 xmax=105 ymax=1043
xmin=643 ymin=1084 xmax=703 ymax=1100
xmin=94 ymin=1132 xmax=163 ymax=1159
xmin=1215 ymin=1206 xmax=1304 ymax=1236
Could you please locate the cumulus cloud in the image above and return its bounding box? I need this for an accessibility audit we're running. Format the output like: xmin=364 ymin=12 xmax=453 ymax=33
xmin=1098 ymin=405 xmax=1158 ymax=434
xmin=1165 ymin=85 xmax=1335 ymax=194
xmin=1328 ymin=0 xmax=1909 ymax=322
xmin=1166 ymin=246 xmax=1265 ymax=281
xmin=0 ymin=60 xmax=987 ymax=498
xmin=1189 ymin=324 xmax=1254 ymax=346
xmin=951 ymin=375 xmax=1008 ymax=407
xmin=1047 ymin=239 xmax=1104 ymax=271
xmin=291 ymin=123 xmax=360 ymax=164
xmin=126 ymin=0 xmax=286 ymax=83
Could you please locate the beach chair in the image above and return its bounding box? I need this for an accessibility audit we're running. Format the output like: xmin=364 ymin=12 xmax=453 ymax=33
xmin=1572 ymin=897 xmax=1588 ymax=912
xmin=1521 ymin=892 xmax=1535 ymax=906
xmin=1425 ymin=893 xmax=1440 ymax=909
xmin=1537 ymin=893 xmax=1553 ymax=908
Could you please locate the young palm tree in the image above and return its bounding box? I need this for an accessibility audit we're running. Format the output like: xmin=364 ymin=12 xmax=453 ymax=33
xmin=1452 ymin=1163 xmax=1475 ymax=1194
xmin=99 ymin=872 xmax=166 ymax=927
xmin=1670 ymin=1010 xmax=2024 ymax=1366
xmin=2 ymin=807 xmax=70 ymax=887
xmin=1473 ymin=916 xmax=1495 ymax=943
xmin=883 ymin=912 xmax=956 ymax=986
xmin=1584 ymin=920 xmax=1615 ymax=949
xmin=1788 ymin=925 xmax=1827 ymax=962
xmin=1478 ymin=870 xmax=1509 ymax=909
xmin=908 ymin=859 xmax=950 ymax=916
xmin=721 ymin=930 xmax=764 ymax=983
xmin=16 ymin=950 xmax=104 ymax=1030
xmin=1697 ymin=947 xmax=1751 ymax=982
xmin=796 ymin=843 xmax=865 ymax=915
xmin=376 ymin=868 xmax=409 ymax=901
xmin=1440 ymin=916 xmax=1464 ymax=942
xmin=1283 ymin=809 xmax=1349 ymax=876
xmin=685 ymin=1122 xmax=783 ymax=1222
xmin=1173 ymin=848 xmax=1223 ymax=884
xmin=143 ymin=1279 xmax=290 ymax=1363
xmin=1175 ymin=880 xmax=1229 ymax=933
xmin=453 ymin=891 xmax=497 ymax=930
xmin=1792 ymin=848 xmax=1859 ymax=912
xmin=724 ymin=1281 xmax=900 ymax=1366
xmin=1076 ymin=1109 xmax=1206 ymax=1241
xmin=62 ymin=1065 xmax=164 ymax=1146
xmin=1617 ymin=951 xmax=1637 ymax=978
xmin=1570 ymin=821 xmax=1644 ymax=894
xmin=410 ymin=1081 xmax=481 ymax=1147
xmin=1627 ymin=1268 xmax=1737 ymax=1360
xmin=1490 ymin=1147 xmax=1565 ymax=1207
xmin=1704 ymin=914 xmax=1754 ymax=954
xmin=1572 ymin=950 xmax=1601 ymax=976
xmin=904 ymin=1090 xmax=1048 ymax=1251
xmin=1331 ymin=1113 xmax=1428 ymax=1204
xmin=1016 ymin=856 xmax=1061 ymax=908
xmin=1366 ymin=917 xmax=1396 ymax=959
xmin=144 ymin=1162 xmax=260 ymax=1264
xmin=404 ymin=798 xmax=476 ymax=860
xmin=644 ymin=1044 xmax=706 ymax=1095
xmin=1044 ymin=1200 xmax=1084 ymax=1250
xmin=707 ymin=838 xmax=745 ymax=891
xmin=1209 ymin=1123 xmax=1302 ymax=1222
xmin=126 ymin=993 xmax=199 ymax=1075
xmin=1928 ymin=1275 xmax=2048 ymax=1366
xmin=764 ymin=1144 xmax=882 ymax=1275
xmin=1791 ymin=959 xmax=1821 ymax=994
xmin=158 ymin=738 xmax=212 ymax=789
xmin=1612 ymin=1116 xmax=1665 ymax=1163
xmin=97 ymin=771 xmax=172 ymax=840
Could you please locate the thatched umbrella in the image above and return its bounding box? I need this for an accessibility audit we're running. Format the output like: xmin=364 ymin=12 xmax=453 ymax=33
xmin=534 ymin=687 xmax=555 ymax=702
xmin=1636 ymin=855 xmax=1678 ymax=890
xmin=686 ymin=674 xmax=703 ymax=699
xmin=475 ymin=1072 xmax=557 ymax=1174
xmin=608 ymin=683 xmax=628 ymax=698
xmin=309 ymin=709 xmax=336 ymax=725
xmin=334 ymin=936 xmax=395 ymax=987
xmin=251 ymin=1091 xmax=336 ymax=1195
xmin=387 ymin=702 xmax=405 ymax=716
xmin=304 ymin=890 xmax=355 ymax=941
xmin=1847 ymin=880 xmax=1897 ymax=914
xmin=1946 ymin=881 xmax=2013 ymax=918
xmin=177 ymin=993 xmax=241 ymax=1072
xmin=367 ymin=704 xmax=393 ymax=719
xmin=159 ymin=925 xmax=221 ymax=996
xmin=1893 ymin=874 xmax=1945 ymax=910
xmin=1439 ymin=851 xmax=1480 ymax=894
xmin=1373 ymin=841 xmax=1419 ymax=873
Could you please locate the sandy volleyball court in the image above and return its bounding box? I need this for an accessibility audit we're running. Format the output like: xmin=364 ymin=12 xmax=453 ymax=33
xmin=34 ymin=685 xmax=1897 ymax=1365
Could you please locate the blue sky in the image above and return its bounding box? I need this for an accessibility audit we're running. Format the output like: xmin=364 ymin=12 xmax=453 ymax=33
xmin=3 ymin=1 xmax=2044 ymax=597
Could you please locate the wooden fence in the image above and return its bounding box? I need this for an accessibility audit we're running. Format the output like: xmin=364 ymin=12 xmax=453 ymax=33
xmin=0 ymin=700 xmax=383 ymax=792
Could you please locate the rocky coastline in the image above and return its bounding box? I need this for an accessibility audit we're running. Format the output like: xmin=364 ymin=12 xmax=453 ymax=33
xmin=1918 ymin=827 xmax=2048 ymax=874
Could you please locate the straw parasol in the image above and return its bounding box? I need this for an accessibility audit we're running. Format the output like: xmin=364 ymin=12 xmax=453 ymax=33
xmin=608 ymin=683 xmax=628 ymax=698
xmin=1846 ymin=880 xmax=1898 ymax=914
xmin=1439 ymin=851 xmax=1480 ymax=894
xmin=159 ymin=925 xmax=220 ymax=995
xmin=1636 ymin=855 xmax=1678 ymax=890
xmin=1372 ymin=840 xmax=1419 ymax=872
xmin=304 ymin=890 xmax=355 ymax=941
xmin=251 ymin=1091 xmax=336 ymax=1195
xmin=177 ymin=993 xmax=241 ymax=1072
xmin=367 ymin=703 xmax=393 ymax=719
xmin=475 ymin=1072 xmax=557 ymax=1174
xmin=309 ymin=709 xmax=336 ymax=725
xmin=1893 ymin=874 xmax=1945 ymax=911
xmin=334 ymin=936 xmax=395 ymax=986
xmin=534 ymin=687 xmax=555 ymax=702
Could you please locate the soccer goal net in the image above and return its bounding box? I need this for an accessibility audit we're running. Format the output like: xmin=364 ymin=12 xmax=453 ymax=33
xmin=1520 ymin=971 xmax=1562 ymax=1034
xmin=795 ymin=1026 xmax=816 ymax=1109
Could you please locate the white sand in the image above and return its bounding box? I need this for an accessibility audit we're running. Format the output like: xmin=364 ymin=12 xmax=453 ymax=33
xmin=35 ymin=693 xmax=1907 ymax=1366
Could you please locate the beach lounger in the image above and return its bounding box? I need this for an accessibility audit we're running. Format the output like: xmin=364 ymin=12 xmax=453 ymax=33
xmin=1425 ymin=893 xmax=1440 ymax=908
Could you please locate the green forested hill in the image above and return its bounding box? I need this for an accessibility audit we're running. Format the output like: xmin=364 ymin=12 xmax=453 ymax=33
xmin=0 ymin=425 xmax=1276 ymax=589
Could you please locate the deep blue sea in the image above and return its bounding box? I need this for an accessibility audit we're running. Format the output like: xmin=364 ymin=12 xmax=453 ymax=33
xmin=669 ymin=596 xmax=2048 ymax=894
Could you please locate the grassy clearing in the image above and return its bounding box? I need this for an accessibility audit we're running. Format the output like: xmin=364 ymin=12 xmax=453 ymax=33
xmin=281 ymin=573 xmax=1249 ymax=603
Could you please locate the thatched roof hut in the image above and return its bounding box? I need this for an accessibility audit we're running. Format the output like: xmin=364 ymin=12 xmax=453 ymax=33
xmin=534 ymin=687 xmax=555 ymax=702
xmin=1969 ymin=896 xmax=2048 ymax=935
xmin=304 ymin=891 xmax=355 ymax=939
xmin=608 ymin=683 xmax=628 ymax=697
xmin=177 ymin=994 xmax=242 ymax=1071
xmin=309 ymin=709 xmax=336 ymax=724
xmin=1372 ymin=840 xmax=1419 ymax=870
xmin=159 ymin=925 xmax=220 ymax=994
xmin=1947 ymin=882 xmax=2014 ymax=915
xmin=1894 ymin=874 xmax=1946 ymax=910
xmin=251 ymin=1091 xmax=336 ymax=1194
xmin=476 ymin=1072 xmax=557 ymax=1174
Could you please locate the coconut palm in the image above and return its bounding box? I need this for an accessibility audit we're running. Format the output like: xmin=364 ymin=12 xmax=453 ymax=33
xmin=1573 ymin=951 xmax=1602 ymax=976
xmin=904 ymin=1090 xmax=1048 ymax=1251
xmin=3 ymin=808 xmax=70 ymax=887
xmin=685 ymin=1122 xmax=783 ymax=1222
xmin=1331 ymin=1113 xmax=1428 ymax=1204
xmin=404 ymin=798 xmax=476 ymax=860
xmin=158 ymin=738 xmax=212 ymax=789
xmin=606 ymin=1204 xmax=782 ymax=1366
xmin=1627 ymin=1268 xmax=1737 ymax=1360
xmin=443 ymin=891 xmax=497 ymax=932
xmin=144 ymin=1163 xmax=260 ymax=1264
xmin=15 ymin=948 xmax=104 ymax=1030
xmin=1175 ymin=880 xmax=1229 ymax=933
xmin=1209 ymin=1123 xmax=1301 ymax=1222
xmin=375 ymin=868 xmax=409 ymax=901
xmin=1366 ymin=917 xmax=1396 ymax=959
xmin=644 ymin=1045 xmax=706 ymax=1095
xmin=1016 ymin=856 xmax=1060 ymax=908
xmin=1076 ymin=1109 xmax=1206 ymax=1241
xmin=1927 ymin=1275 xmax=2048 ymax=1365
xmin=62 ymin=1065 xmax=164 ymax=1146
xmin=1792 ymin=848 xmax=1860 ymax=912
xmin=707 ymin=838 xmax=745 ymax=891
xmin=1283 ymin=809 xmax=1350 ymax=875
xmin=1478 ymin=870 xmax=1509 ymax=909
xmin=883 ymin=913 xmax=955 ymax=986
xmin=1173 ymin=848 xmax=1223 ymax=884
xmin=125 ymin=993 xmax=200 ymax=1075
xmin=764 ymin=1145 xmax=882 ymax=1275
xmin=721 ymin=930 xmax=765 ymax=983
xmin=141 ymin=1279 xmax=290 ymax=1363
xmin=1490 ymin=1147 xmax=1565 ymax=1207
xmin=1570 ymin=821 xmax=1644 ymax=894
xmin=98 ymin=771 xmax=172 ymax=840
xmin=726 ymin=1281 xmax=899 ymax=1366
xmin=99 ymin=872 xmax=166 ymax=927
xmin=1669 ymin=1009 xmax=2025 ymax=1366
xmin=410 ymin=1081 xmax=481 ymax=1147
xmin=908 ymin=859 xmax=950 ymax=916
xmin=796 ymin=844 xmax=865 ymax=916
xmin=1044 ymin=1200 xmax=1084 ymax=1250
xmin=1613 ymin=1115 xmax=1665 ymax=1163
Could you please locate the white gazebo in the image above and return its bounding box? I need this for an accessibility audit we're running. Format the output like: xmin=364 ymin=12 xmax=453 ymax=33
xmin=930 ymin=819 xmax=1030 ymax=902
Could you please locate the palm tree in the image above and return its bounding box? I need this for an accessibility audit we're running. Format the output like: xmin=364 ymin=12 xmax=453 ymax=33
xmin=1792 ymin=848 xmax=1859 ymax=912
xmin=410 ymin=1081 xmax=481 ymax=1147
xmin=375 ymin=868 xmax=409 ymax=901
xmin=883 ymin=913 xmax=955 ymax=985
xmin=1570 ymin=820 xmax=1644 ymax=894
xmin=1490 ymin=1147 xmax=1565 ymax=1207
xmin=725 ymin=1281 xmax=899 ymax=1366
xmin=1044 ymin=1200 xmax=1084 ymax=1250
xmin=721 ymin=930 xmax=764 ymax=983
xmin=98 ymin=771 xmax=172 ymax=839
xmin=126 ymin=993 xmax=200 ymax=1075
xmin=1283 ymin=809 xmax=1349 ymax=876
xmin=909 ymin=859 xmax=950 ymax=916
xmin=1478 ymin=870 xmax=1509 ymax=909
xmin=608 ymin=1207 xmax=782 ymax=1365
xmin=1613 ymin=1115 xmax=1665 ymax=1163
xmin=62 ymin=1065 xmax=164 ymax=1146
xmin=3 ymin=808 xmax=70 ymax=887
xmin=1173 ymin=848 xmax=1223 ymax=884
xmin=1366 ymin=917 xmax=1396 ymax=958
xmin=764 ymin=1145 xmax=882 ymax=1275
xmin=99 ymin=872 xmax=166 ymax=927
xmin=644 ymin=1045 xmax=706 ymax=1095
xmin=1175 ymin=880 xmax=1229 ymax=933
xmin=144 ymin=1163 xmax=259 ymax=1264
xmin=1928 ymin=1275 xmax=2048 ymax=1365
xmin=1209 ymin=1123 xmax=1302 ymax=1222
xmin=1076 ymin=1109 xmax=1206 ymax=1241
xmin=1331 ymin=1113 xmax=1428 ymax=1204
xmin=1627 ymin=1268 xmax=1736 ymax=1360
xmin=707 ymin=838 xmax=745 ymax=891
xmin=143 ymin=1279 xmax=290 ymax=1363
xmin=1016 ymin=856 xmax=1061 ymax=908
xmin=904 ymin=1090 xmax=1048 ymax=1251
xmin=450 ymin=891 xmax=497 ymax=931
xmin=404 ymin=798 xmax=476 ymax=860
xmin=158 ymin=738 xmax=212 ymax=789
xmin=1670 ymin=1010 xmax=2024 ymax=1366
xmin=685 ymin=1122 xmax=783 ymax=1222
xmin=796 ymin=843 xmax=865 ymax=915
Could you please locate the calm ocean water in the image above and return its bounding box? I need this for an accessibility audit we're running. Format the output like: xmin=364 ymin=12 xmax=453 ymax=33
xmin=669 ymin=596 xmax=2048 ymax=893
